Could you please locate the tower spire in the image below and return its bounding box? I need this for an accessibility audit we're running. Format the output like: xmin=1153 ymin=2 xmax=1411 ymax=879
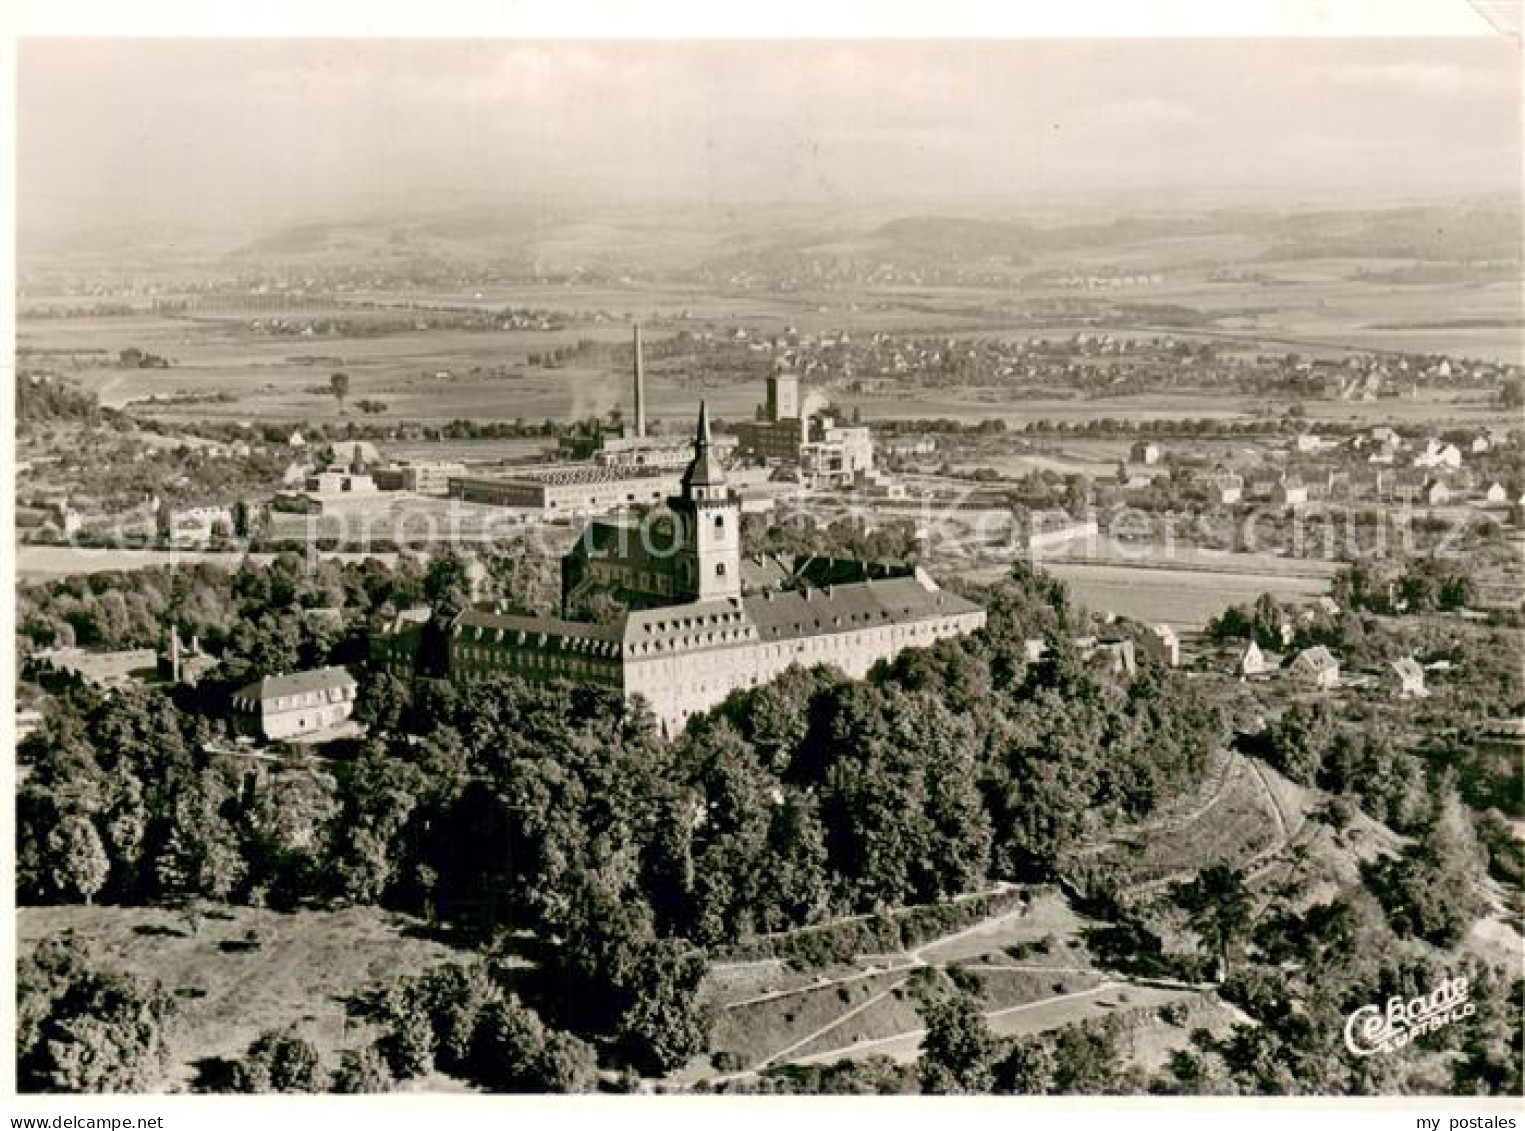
xmin=670 ymin=399 xmax=739 ymax=601
xmin=679 ymin=400 xmax=725 ymax=493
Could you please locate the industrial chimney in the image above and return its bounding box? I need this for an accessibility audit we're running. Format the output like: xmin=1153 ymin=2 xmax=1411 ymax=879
xmin=633 ymin=324 xmax=647 ymax=438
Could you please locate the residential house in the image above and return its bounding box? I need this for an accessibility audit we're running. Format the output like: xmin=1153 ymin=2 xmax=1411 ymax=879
xmin=1390 ymin=657 xmax=1428 ymax=699
xmin=16 ymin=707 xmax=45 ymax=743
xmin=1206 ymin=467 xmax=1244 ymax=505
xmin=1238 ymin=640 xmax=1275 ymax=678
xmin=1271 ymin=476 xmax=1309 ymax=507
xmin=1246 ymin=474 xmax=1281 ymax=501
xmin=1082 ymin=638 xmax=1137 ymax=678
xmin=169 ymin=504 xmax=235 ymax=548
xmin=1422 ymin=479 xmax=1451 ymax=507
xmin=1143 ymin=624 xmax=1180 ymax=668
xmin=232 ymin=666 xmax=358 ymax=741
xmin=1289 ymin=645 xmax=1340 ymax=690
xmin=1130 ymin=441 xmax=1162 ymax=466
xmin=1413 ymin=439 xmax=1463 ymax=470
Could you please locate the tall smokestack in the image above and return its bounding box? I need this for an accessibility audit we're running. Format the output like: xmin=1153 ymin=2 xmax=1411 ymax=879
xmin=633 ymin=324 xmax=647 ymax=438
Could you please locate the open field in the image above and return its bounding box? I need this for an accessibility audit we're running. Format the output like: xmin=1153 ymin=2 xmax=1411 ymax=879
xmin=18 ymin=255 xmax=1520 ymax=433
xmin=1045 ymin=563 xmax=1330 ymax=629
xmin=691 ymin=883 xmax=1231 ymax=1081
xmin=785 ymin=983 xmax=930 ymax=1061
xmin=785 ymin=982 xmax=1209 ymax=1067
xmin=914 ymin=891 xmax=1094 ymax=965
xmin=959 ymin=559 xmax=1332 ymax=629
xmin=709 ymin=970 xmax=915 ymax=1070
xmin=17 ymin=904 xmax=472 ymax=1092
xmin=15 ymin=545 xmax=402 ymax=580
xmin=1034 ymin=542 xmax=1347 ymax=580
xmin=18 ymin=314 xmax=714 ymax=425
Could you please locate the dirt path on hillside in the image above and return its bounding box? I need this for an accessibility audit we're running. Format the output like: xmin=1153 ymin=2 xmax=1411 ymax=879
xmin=751 ymin=977 xmax=912 ymax=1071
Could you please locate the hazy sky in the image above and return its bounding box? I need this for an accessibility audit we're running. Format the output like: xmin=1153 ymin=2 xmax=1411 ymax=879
xmin=17 ymin=38 xmax=1523 ymax=234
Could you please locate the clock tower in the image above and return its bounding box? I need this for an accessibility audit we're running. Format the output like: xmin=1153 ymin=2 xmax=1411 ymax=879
xmin=669 ymin=402 xmax=740 ymax=601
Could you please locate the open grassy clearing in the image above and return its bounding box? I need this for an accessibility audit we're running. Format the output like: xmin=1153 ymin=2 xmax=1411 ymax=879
xmin=1035 ymin=542 xmax=1347 ymax=580
xmin=786 ymin=983 xmax=929 ymax=1061
xmin=706 ymin=960 xmax=912 ymax=1009
xmin=952 ymin=967 xmax=1105 ymax=1012
xmin=986 ymin=983 xmax=1202 ymax=1043
xmin=17 ymin=903 xmax=471 ymax=1092
xmin=708 ymin=970 xmax=912 ymax=1070
xmin=914 ymin=892 xmax=1094 ymax=965
xmin=1113 ymin=996 xmax=1251 ymax=1077
xmin=785 ymin=982 xmax=1211 ymax=1067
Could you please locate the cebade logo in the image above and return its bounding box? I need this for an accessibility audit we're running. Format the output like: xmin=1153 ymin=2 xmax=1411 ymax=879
xmin=1343 ymin=976 xmax=1475 ymax=1056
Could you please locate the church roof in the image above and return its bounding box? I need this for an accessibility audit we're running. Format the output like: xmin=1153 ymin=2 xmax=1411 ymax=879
xmin=571 ymin=517 xmax=682 ymax=568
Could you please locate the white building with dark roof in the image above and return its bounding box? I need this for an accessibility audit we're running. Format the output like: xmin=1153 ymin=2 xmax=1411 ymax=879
xmin=1237 ymin=640 xmax=1280 ymax=678
xmin=232 ymin=665 xmax=358 ymax=741
xmin=1289 ymin=645 xmax=1340 ymax=690
xmin=446 ymin=405 xmax=984 ymax=731
xmin=1391 ymin=657 xmax=1428 ymax=699
xmin=448 ymin=465 xmax=683 ymax=515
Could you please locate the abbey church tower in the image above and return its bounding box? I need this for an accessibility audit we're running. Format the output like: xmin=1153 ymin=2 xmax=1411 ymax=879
xmin=669 ymin=402 xmax=741 ymax=601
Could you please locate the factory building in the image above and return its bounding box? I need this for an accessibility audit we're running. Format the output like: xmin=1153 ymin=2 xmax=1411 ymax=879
xmin=447 ymin=465 xmax=683 ymax=516
xmin=734 ymin=369 xmax=875 ymax=487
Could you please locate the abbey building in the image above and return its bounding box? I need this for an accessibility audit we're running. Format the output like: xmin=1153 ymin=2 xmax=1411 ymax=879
xmin=443 ymin=404 xmax=985 ymax=731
